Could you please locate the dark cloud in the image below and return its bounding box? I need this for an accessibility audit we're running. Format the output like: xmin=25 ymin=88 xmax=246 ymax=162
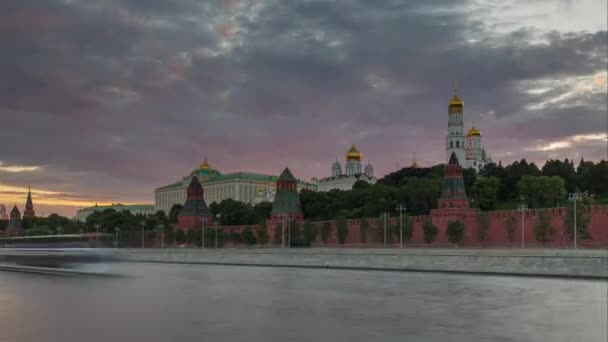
xmin=0 ymin=0 xmax=605 ymax=216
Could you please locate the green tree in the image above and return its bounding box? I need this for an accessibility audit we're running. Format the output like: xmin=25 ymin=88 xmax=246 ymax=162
xmin=336 ymin=218 xmax=349 ymax=244
xmin=186 ymin=229 xmax=196 ymax=245
xmin=168 ymin=204 xmax=183 ymax=224
xmin=228 ymin=231 xmax=242 ymax=244
xmin=26 ymin=226 xmax=52 ymax=236
xmin=534 ymin=210 xmax=555 ymax=244
xmin=175 ymin=229 xmax=186 ymax=245
xmin=273 ymin=223 xmax=283 ymax=245
xmin=542 ymin=159 xmax=577 ymax=193
xmin=563 ymin=197 xmax=592 ymax=241
xmin=359 ymin=218 xmax=369 ymax=244
xmin=471 ymin=177 xmax=500 ymax=210
xmin=422 ymin=220 xmax=438 ymax=244
xmin=242 ymin=226 xmax=257 ymax=246
xmin=256 ymin=220 xmax=269 ymax=245
xmin=518 ymin=175 xmax=566 ymax=208
xmin=401 ymin=215 xmax=414 ymax=244
xmin=321 ymin=221 xmax=332 ymax=244
xmin=446 ymin=221 xmax=465 ymax=247
xmin=288 ymin=220 xmax=301 ymax=246
xmin=476 ymin=212 xmax=491 ymax=244
xmin=253 ymin=202 xmax=273 ymax=222
xmin=164 ymin=227 xmax=175 ymax=246
xmin=504 ymin=216 xmax=517 ymax=244
xmin=302 ymin=220 xmax=317 ymax=246
xmin=374 ymin=219 xmax=386 ymax=244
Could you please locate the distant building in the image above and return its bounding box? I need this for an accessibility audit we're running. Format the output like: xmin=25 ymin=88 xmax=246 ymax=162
xmin=154 ymin=158 xmax=315 ymax=214
xmin=76 ymin=204 xmax=155 ymax=222
xmin=312 ymin=144 xmax=377 ymax=192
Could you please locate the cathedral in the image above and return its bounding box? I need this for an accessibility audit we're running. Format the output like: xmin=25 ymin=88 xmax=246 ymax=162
xmin=312 ymin=144 xmax=377 ymax=191
xmin=445 ymin=89 xmax=491 ymax=171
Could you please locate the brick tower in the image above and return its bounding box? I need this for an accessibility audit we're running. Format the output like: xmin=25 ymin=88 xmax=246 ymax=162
xmin=270 ymin=167 xmax=303 ymax=222
xmin=437 ymin=152 xmax=469 ymax=209
xmin=177 ymin=176 xmax=212 ymax=229
xmin=23 ymin=187 xmax=35 ymax=218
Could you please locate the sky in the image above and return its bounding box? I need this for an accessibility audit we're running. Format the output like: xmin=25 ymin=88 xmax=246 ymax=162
xmin=0 ymin=0 xmax=606 ymax=217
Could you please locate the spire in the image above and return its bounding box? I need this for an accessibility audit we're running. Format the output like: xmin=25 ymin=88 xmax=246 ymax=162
xmin=411 ymin=152 xmax=419 ymax=168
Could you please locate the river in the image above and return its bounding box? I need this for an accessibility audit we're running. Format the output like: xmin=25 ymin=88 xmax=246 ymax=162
xmin=0 ymin=263 xmax=605 ymax=341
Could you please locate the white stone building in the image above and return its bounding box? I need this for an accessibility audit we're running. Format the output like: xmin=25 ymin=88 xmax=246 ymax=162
xmin=446 ymin=90 xmax=491 ymax=171
xmin=312 ymin=145 xmax=377 ymax=192
xmin=154 ymin=159 xmax=315 ymax=214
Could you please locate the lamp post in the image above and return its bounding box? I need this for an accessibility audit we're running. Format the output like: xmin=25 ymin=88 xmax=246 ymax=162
xmin=94 ymin=224 xmax=100 ymax=247
xmin=114 ymin=227 xmax=120 ymax=248
xmin=380 ymin=212 xmax=389 ymax=248
xmin=518 ymin=196 xmax=527 ymax=249
xmin=395 ymin=205 xmax=406 ymax=248
xmin=158 ymin=223 xmax=164 ymax=249
xmin=140 ymin=220 xmax=146 ymax=248
xmin=568 ymin=192 xmax=582 ymax=249
xmin=288 ymin=218 xmax=291 ymax=248
xmin=201 ymin=218 xmax=205 ymax=249
xmin=215 ymin=214 xmax=220 ymax=249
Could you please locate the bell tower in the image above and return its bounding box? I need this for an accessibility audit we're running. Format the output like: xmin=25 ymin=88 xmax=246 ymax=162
xmin=446 ymin=85 xmax=466 ymax=165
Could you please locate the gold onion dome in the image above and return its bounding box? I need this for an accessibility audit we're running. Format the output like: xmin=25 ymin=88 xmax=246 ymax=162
xmin=467 ymin=127 xmax=481 ymax=137
xmin=200 ymin=158 xmax=212 ymax=169
xmin=448 ymin=94 xmax=464 ymax=108
xmin=346 ymin=144 xmax=362 ymax=160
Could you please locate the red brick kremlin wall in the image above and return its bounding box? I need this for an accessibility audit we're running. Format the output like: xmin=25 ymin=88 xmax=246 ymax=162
xmin=209 ymin=205 xmax=608 ymax=247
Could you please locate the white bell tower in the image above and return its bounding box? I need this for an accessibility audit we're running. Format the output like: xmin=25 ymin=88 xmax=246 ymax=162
xmin=446 ymin=86 xmax=466 ymax=165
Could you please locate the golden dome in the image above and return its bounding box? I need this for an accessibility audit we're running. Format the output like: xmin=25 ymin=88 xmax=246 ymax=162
xmin=448 ymin=94 xmax=464 ymax=108
xmin=200 ymin=158 xmax=212 ymax=169
xmin=346 ymin=144 xmax=362 ymax=161
xmin=467 ymin=127 xmax=481 ymax=137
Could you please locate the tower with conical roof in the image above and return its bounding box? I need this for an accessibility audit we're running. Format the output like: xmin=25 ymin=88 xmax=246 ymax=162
xmin=177 ymin=176 xmax=212 ymax=229
xmin=446 ymin=86 xmax=466 ymax=166
xmin=5 ymin=204 xmax=24 ymax=236
xmin=270 ymin=167 xmax=303 ymax=221
xmin=23 ymin=187 xmax=35 ymax=218
xmin=437 ymin=152 xmax=469 ymax=209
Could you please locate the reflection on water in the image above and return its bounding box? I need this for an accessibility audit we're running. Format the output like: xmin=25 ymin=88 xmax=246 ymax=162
xmin=0 ymin=263 xmax=606 ymax=342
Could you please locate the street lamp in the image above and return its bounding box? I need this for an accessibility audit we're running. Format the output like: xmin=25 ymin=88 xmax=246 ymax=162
xmin=215 ymin=214 xmax=221 ymax=249
xmin=568 ymin=192 xmax=583 ymax=249
xmin=140 ymin=220 xmax=146 ymax=248
xmin=158 ymin=223 xmax=164 ymax=249
xmin=201 ymin=218 xmax=206 ymax=249
xmin=94 ymin=224 xmax=100 ymax=247
xmin=395 ymin=205 xmax=406 ymax=248
xmin=518 ymin=196 xmax=527 ymax=249
xmin=114 ymin=227 xmax=120 ymax=248
xmin=380 ymin=212 xmax=389 ymax=248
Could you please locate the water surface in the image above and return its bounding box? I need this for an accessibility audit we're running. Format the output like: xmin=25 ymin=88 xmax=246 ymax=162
xmin=0 ymin=263 xmax=605 ymax=341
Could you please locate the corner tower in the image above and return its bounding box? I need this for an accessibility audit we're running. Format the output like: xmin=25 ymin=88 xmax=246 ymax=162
xmin=437 ymin=152 xmax=469 ymax=209
xmin=446 ymin=87 xmax=466 ymax=165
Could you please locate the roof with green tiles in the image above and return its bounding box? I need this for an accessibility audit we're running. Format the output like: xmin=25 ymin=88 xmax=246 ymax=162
xmin=156 ymin=170 xmax=317 ymax=191
xmin=79 ymin=204 xmax=155 ymax=212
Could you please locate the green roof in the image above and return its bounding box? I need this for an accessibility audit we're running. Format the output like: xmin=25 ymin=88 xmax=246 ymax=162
xmin=278 ymin=168 xmax=296 ymax=182
xmin=80 ymin=204 xmax=155 ymax=212
xmin=155 ymin=181 xmax=184 ymax=191
xmin=156 ymin=171 xmax=316 ymax=192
